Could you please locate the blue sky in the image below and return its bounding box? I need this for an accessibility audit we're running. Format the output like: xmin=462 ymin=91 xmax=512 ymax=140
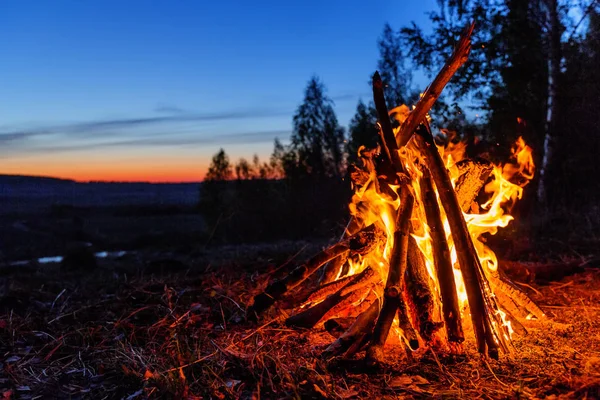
xmin=0 ymin=0 xmax=437 ymax=181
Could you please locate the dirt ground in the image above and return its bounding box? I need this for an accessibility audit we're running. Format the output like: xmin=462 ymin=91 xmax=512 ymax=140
xmin=1 ymin=242 xmax=599 ymax=399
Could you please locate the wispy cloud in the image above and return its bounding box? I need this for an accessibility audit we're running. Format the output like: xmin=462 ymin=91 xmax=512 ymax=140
xmin=0 ymin=107 xmax=291 ymax=145
xmin=1 ymin=129 xmax=291 ymax=155
xmin=153 ymin=104 xmax=189 ymax=114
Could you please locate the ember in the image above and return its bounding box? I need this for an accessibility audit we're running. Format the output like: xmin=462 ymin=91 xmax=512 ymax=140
xmin=249 ymin=23 xmax=545 ymax=364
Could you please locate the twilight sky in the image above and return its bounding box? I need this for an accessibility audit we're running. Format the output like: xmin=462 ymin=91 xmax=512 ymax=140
xmin=0 ymin=0 xmax=437 ymax=182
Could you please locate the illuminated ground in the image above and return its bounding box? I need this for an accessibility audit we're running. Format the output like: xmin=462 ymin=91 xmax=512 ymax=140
xmin=1 ymin=243 xmax=599 ymax=399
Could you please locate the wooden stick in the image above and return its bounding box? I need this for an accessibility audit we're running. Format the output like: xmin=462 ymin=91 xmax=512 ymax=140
xmin=247 ymin=225 xmax=383 ymax=318
xmin=454 ymin=158 xmax=493 ymax=212
xmin=365 ymin=188 xmax=414 ymax=365
xmin=305 ymin=274 xmax=355 ymax=305
xmin=490 ymin=275 xmax=546 ymax=320
xmin=249 ymin=224 xmax=383 ymax=318
xmin=419 ymin=168 xmax=465 ymax=344
xmin=319 ymin=218 xmax=362 ymax=284
xmin=286 ymin=267 xmax=378 ymax=328
xmin=406 ymin=236 xmax=444 ymax=342
xmin=415 ymin=127 xmax=499 ymax=358
xmin=372 ymin=72 xmax=406 ymax=176
xmin=324 ymin=317 xmax=356 ymax=338
xmin=323 ymin=298 xmax=380 ymax=358
xmin=396 ymin=22 xmax=475 ymax=148
xmin=397 ymin=294 xmax=420 ymax=351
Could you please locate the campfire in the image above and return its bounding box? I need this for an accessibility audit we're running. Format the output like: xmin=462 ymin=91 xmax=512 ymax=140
xmin=248 ymin=23 xmax=545 ymax=364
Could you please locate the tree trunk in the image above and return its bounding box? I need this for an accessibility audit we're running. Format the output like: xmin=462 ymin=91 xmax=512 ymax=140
xmin=537 ymin=0 xmax=562 ymax=207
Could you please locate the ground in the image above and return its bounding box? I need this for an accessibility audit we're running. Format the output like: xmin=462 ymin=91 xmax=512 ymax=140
xmin=1 ymin=242 xmax=600 ymax=399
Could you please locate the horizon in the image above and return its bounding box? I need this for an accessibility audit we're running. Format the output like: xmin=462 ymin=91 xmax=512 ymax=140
xmin=0 ymin=0 xmax=437 ymax=182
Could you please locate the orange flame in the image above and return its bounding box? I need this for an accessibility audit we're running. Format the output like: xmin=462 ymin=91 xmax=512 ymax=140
xmin=344 ymin=109 xmax=534 ymax=341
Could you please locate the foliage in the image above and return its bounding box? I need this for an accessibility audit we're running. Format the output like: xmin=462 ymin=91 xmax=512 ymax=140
xmin=288 ymin=76 xmax=346 ymax=179
xmin=549 ymin=8 xmax=600 ymax=209
xmin=204 ymin=148 xmax=232 ymax=181
xmin=347 ymin=100 xmax=379 ymax=163
xmin=377 ymin=24 xmax=416 ymax=108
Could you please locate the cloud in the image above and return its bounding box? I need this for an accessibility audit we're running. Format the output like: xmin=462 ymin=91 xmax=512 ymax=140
xmin=331 ymin=92 xmax=370 ymax=103
xmin=154 ymin=104 xmax=188 ymax=114
xmin=0 ymin=107 xmax=292 ymax=144
xmin=1 ymin=129 xmax=291 ymax=155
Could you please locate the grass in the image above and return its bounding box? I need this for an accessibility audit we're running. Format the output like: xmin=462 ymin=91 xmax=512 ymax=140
xmin=1 ymin=241 xmax=600 ymax=399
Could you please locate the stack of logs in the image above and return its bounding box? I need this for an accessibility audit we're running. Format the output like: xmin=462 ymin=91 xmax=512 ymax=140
xmin=248 ymin=23 xmax=545 ymax=364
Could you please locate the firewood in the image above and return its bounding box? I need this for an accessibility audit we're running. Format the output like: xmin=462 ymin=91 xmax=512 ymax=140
xmin=348 ymin=164 xmax=371 ymax=187
xmin=415 ymin=127 xmax=502 ymax=358
xmin=397 ymin=295 xmax=420 ymax=351
xmin=323 ymin=298 xmax=381 ymax=358
xmin=249 ymin=224 xmax=383 ymax=318
xmin=324 ymin=317 xmax=356 ymax=338
xmin=489 ymin=274 xmax=546 ymax=320
xmin=365 ymin=188 xmax=414 ymax=365
xmin=420 ymin=168 xmax=465 ymax=344
xmin=305 ymin=274 xmax=355 ymax=305
xmin=286 ymin=267 xmax=379 ymax=328
xmin=454 ymin=158 xmax=493 ymax=212
xmin=396 ymin=22 xmax=475 ymax=148
xmin=320 ymin=285 xmax=375 ymax=323
xmin=372 ymin=73 xmax=406 ymax=177
xmin=319 ymin=218 xmax=362 ymax=284
xmin=406 ymin=236 xmax=444 ymax=342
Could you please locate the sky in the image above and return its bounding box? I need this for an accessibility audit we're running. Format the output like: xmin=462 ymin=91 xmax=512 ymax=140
xmin=0 ymin=0 xmax=437 ymax=182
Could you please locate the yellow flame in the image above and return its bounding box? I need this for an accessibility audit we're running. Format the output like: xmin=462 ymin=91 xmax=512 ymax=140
xmin=341 ymin=106 xmax=534 ymax=342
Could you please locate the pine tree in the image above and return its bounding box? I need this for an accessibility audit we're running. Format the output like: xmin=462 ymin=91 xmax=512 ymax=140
xmin=347 ymin=100 xmax=379 ymax=163
xmin=290 ymin=76 xmax=346 ymax=178
xmin=205 ymin=149 xmax=232 ymax=181
xmin=377 ymin=23 xmax=415 ymax=108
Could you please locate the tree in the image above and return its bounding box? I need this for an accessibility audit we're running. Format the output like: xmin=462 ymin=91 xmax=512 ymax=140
xmin=347 ymin=100 xmax=379 ymax=162
xmin=290 ymin=76 xmax=346 ymax=178
xmin=205 ymin=148 xmax=232 ymax=181
xmin=377 ymin=23 xmax=415 ymax=108
xmin=235 ymin=158 xmax=252 ymax=180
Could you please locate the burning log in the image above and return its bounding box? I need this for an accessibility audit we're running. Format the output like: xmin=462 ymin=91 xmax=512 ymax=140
xmin=490 ymin=274 xmax=546 ymax=320
xmin=397 ymin=291 xmax=420 ymax=351
xmin=396 ymin=22 xmax=475 ymax=148
xmin=286 ymin=266 xmax=379 ymax=328
xmin=324 ymin=317 xmax=356 ymax=338
xmin=406 ymin=236 xmax=443 ymax=342
xmin=420 ymin=168 xmax=465 ymax=344
xmin=415 ymin=126 xmax=505 ymax=358
xmin=365 ymin=188 xmax=414 ymax=365
xmin=248 ymin=22 xmax=545 ymax=366
xmin=319 ymin=218 xmax=362 ymax=284
xmin=323 ymin=299 xmax=380 ymax=358
xmin=249 ymin=224 xmax=383 ymax=318
xmin=454 ymin=159 xmax=494 ymax=212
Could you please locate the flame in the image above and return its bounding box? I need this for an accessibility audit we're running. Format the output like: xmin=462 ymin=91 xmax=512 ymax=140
xmin=341 ymin=108 xmax=534 ymax=343
xmin=301 ymin=98 xmax=537 ymax=350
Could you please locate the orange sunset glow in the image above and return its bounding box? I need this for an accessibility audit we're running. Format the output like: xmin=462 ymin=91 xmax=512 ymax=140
xmin=1 ymin=156 xmax=208 ymax=182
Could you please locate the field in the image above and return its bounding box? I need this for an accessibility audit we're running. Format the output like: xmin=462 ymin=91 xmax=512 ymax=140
xmin=1 ymin=242 xmax=600 ymax=399
xmin=0 ymin=176 xmax=203 ymax=262
xmin=2 ymin=175 xmax=600 ymax=399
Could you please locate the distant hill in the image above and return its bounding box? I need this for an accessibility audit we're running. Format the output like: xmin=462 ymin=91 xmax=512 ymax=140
xmin=0 ymin=174 xmax=76 ymax=185
xmin=0 ymin=174 xmax=201 ymax=215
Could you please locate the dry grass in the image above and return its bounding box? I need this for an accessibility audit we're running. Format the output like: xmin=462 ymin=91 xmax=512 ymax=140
xmin=1 ymin=245 xmax=599 ymax=399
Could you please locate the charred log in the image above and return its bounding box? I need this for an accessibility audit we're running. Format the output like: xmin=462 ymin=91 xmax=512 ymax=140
xmin=420 ymin=168 xmax=465 ymax=344
xmin=415 ymin=128 xmax=501 ymax=358
xmin=249 ymin=224 xmax=383 ymax=318
xmin=323 ymin=298 xmax=380 ymax=358
xmin=365 ymin=188 xmax=414 ymax=365
xmin=406 ymin=236 xmax=443 ymax=342
xmin=286 ymin=267 xmax=379 ymax=328
xmin=396 ymin=23 xmax=475 ymax=148
xmin=454 ymin=158 xmax=494 ymax=213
